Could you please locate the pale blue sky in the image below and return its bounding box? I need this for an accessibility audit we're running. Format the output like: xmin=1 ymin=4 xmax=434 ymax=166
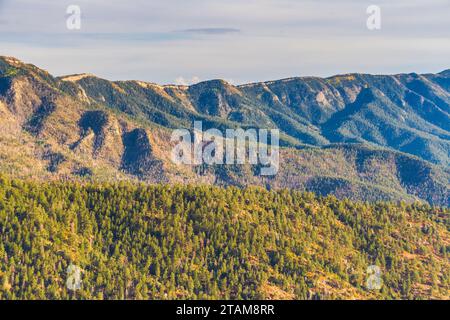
xmin=0 ymin=0 xmax=449 ymax=84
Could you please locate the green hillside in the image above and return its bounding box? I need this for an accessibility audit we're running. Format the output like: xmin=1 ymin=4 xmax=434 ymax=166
xmin=0 ymin=56 xmax=448 ymax=206
xmin=0 ymin=177 xmax=448 ymax=300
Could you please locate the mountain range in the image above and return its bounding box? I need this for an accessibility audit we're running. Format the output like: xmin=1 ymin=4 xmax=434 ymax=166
xmin=0 ymin=56 xmax=448 ymax=206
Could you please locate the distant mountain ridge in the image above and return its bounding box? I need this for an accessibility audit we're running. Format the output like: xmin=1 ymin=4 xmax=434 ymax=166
xmin=0 ymin=56 xmax=448 ymax=205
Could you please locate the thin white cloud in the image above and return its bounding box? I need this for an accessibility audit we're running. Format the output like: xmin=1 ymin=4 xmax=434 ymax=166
xmin=180 ymin=28 xmax=240 ymax=35
xmin=175 ymin=76 xmax=201 ymax=85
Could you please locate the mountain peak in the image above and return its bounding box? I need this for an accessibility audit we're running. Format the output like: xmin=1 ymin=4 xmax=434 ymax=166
xmin=191 ymin=79 xmax=233 ymax=88
xmin=439 ymin=69 xmax=450 ymax=77
xmin=0 ymin=56 xmax=24 ymax=65
xmin=59 ymin=73 xmax=96 ymax=82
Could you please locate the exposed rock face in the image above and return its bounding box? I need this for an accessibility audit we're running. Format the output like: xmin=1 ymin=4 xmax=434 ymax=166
xmin=69 ymin=110 xmax=124 ymax=167
xmin=188 ymin=80 xmax=241 ymax=117
xmin=122 ymin=128 xmax=153 ymax=174
xmin=121 ymin=128 xmax=166 ymax=182
xmin=4 ymin=77 xmax=43 ymax=123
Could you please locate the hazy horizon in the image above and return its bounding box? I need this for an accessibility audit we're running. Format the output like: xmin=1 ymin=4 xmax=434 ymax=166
xmin=1 ymin=0 xmax=449 ymax=85
xmin=3 ymin=54 xmax=450 ymax=87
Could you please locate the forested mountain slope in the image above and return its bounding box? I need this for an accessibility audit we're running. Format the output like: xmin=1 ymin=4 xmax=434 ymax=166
xmin=0 ymin=178 xmax=448 ymax=300
xmin=0 ymin=56 xmax=449 ymax=205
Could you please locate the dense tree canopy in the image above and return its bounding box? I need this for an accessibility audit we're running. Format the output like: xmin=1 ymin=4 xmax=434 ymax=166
xmin=0 ymin=175 xmax=448 ymax=300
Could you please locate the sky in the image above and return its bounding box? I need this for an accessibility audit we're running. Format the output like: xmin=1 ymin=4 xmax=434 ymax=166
xmin=0 ymin=0 xmax=449 ymax=85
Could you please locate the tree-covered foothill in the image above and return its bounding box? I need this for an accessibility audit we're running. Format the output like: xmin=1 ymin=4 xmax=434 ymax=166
xmin=0 ymin=175 xmax=448 ymax=300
